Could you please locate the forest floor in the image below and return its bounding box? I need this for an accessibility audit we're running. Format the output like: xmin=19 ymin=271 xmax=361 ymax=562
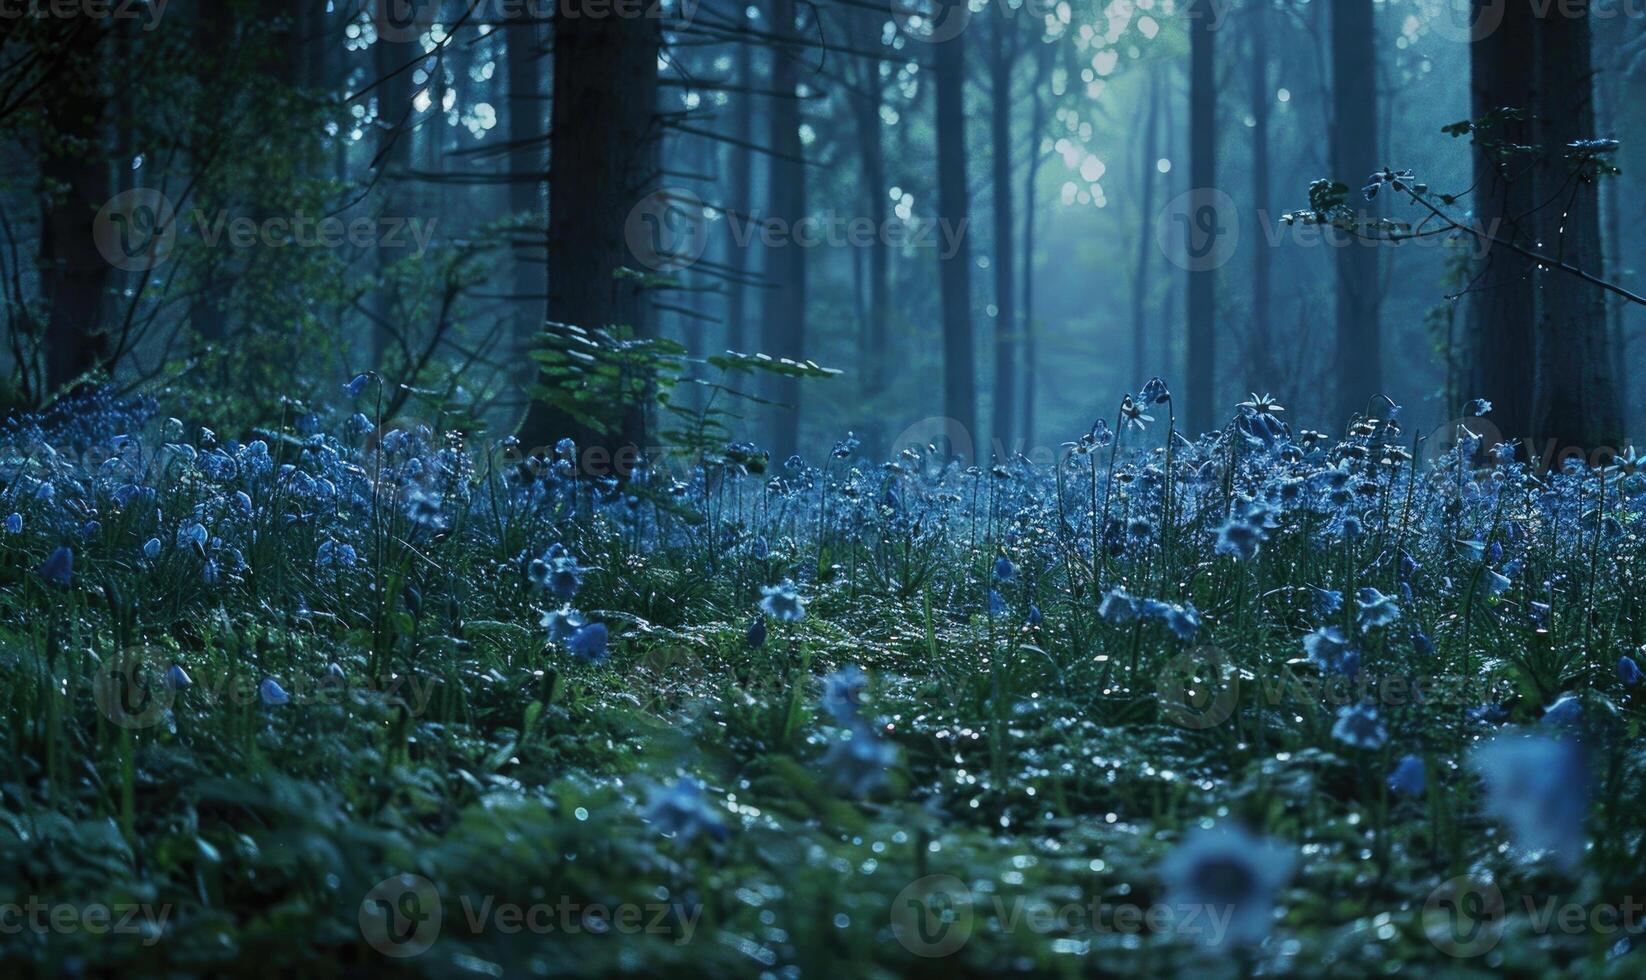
xmin=1 ymin=387 xmax=1643 ymax=977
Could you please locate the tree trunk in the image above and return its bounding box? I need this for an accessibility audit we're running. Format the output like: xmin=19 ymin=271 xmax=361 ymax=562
xmin=935 ymin=10 xmax=978 ymax=454
xmin=373 ymin=29 xmax=416 ymax=370
xmin=519 ymin=3 xmax=660 ymax=457
xmin=1249 ymin=0 xmax=1273 ymax=390
xmin=848 ymin=8 xmax=889 ymax=453
xmin=40 ymin=22 xmax=111 ymax=393
xmin=506 ymin=9 xmax=547 ymax=401
xmin=988 ymin=15 xmax=1017 ymax=453
xmin=727 ymin=29 xmax=755 ymax=356
xmin=1020 ymin=44 xmax=1053 ymax=447
xmin=1329 ymin=0 xmax=1382 ymax=423
xmin=1532 ymin=0 xmax=1621 ymax=458
xmin=1132 ymin=67 xmax=1161 ymax=388
xmin=761 ymin=0 xmax=806 ymax=460
xmin=1468 ymin=0 xmax=1537 ymax=440
xmin=1186 ymin=0 xmax=1216 ymax=434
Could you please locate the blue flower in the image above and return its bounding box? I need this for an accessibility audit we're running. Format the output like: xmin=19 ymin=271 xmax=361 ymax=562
xmin=1026 ymin=604 xmax=1042 ymax=627
xmin=993 ymin=555 xmax=1015 ymax=582
xmin=166 ymin=664 xmax=193 ymax=690
xmin=566 ymin=622 xmax=610 ymax=663
xmin=1140 ymin=377 xmax=1172 ymax=404
xmin=821 ymin=665 xmax=868 ymax=722
xmin=1099 ymin=586 xmax=1137 ymax=624
xmin=745 ymin=614 xmax=767 ymax=649
xmin=540 ymin=605 xmax=586 ymax=644
xmin=988 ymin=589 xmax=1007 ymax=618
xmin=759 ymin=581 xmax=807 ymax=623
xmin=642 ymin=777 xmax=728 ymax=843
xmin=318 ymin=539 xmax=358 ymax=568
xmin=1311 ymin=588 xmax=1343 ymax=618
xmin=1304 ymin=627 xmax=1359 ymax=677
xmin=344 ymin=373 xmax=371 ymax=398
xmin=821 ymin=721 xmax=898 ymax=797
xmin=38 ymin=546 xmax=73 ymax=587
xmin=1479 ymin=568 xmax=1512 ymax=598
xmin=1541 ymin=693 xmax=1583 ymax=730
xmin=1332 ymin=703 xmax=1388 ymax=749
xmin=1159 ymin=602 xmax=1202 ymax=642
xmin=1469 ymin=733 xmax=1587 ymax=869
xmin=528 ymin=547 xmax=584 ymax=599
xmin=1619 ymin=656 xmax=1644 ymax=686
xmin=260 ymin=678 xmax=291 ymax=707
xmin=201 ymin=559 xmax=221 ymax=586
xmin=1388 ymin=755 xmax=1425 ymax=797
xmin=1411 ymin=631 xmax=1434 ymax=657
xmin=3 ymin=513 xmax=20 ymax=534
xmin=1215 ymin=517 xmax=1266 ymax=561
xmin=143 ymin=537 xmax=162 ymax=560
xmin=1464 ymin=398 xmax=1492 ymax=416
xmin=1355 ymin=587 xmax=1401 ymax=631
xmin=1158 ymin=827 xmax=1294 ymax=948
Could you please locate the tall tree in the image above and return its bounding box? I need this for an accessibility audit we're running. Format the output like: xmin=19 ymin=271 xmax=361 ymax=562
xmin=1248 ymin=0 xmax=1273 ymax=390
xmin=762 ymin=0 xmax=807 ymax=460
xmin=726 ymin=25 xmax=756 ymax=357
xmin=373 ymin=25 xmax=417 ymax=369
xmin=1329 ymin=0 xmax=1382 ymax=423
xmin=1185 ymin=0 xmax=1215 ymax=434
xmin=935 ymin=3 xmax=977 ymax=451
xmin=39 ymin=20 xmax=111 ymax=392
xmin=519 ymin=1 xmax=661 ymax=453
xmin=1131 ymin=66 xmax=1162 ymax=388
xmin=1468 ymin=0 xmax=1537 ymax=440
xmin=506 ymin=6 xmax=547 ymax=394
xmin=988 ymin=11 xmax=1018 ymax=451
xmin=1532 ymin=0 xmax=1621 ymax=454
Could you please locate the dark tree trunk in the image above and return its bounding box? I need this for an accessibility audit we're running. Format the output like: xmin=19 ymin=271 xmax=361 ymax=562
xmin=1468 ymin=0 xmax=1537 ymax=439
xmin=519 ymin=2 xmax=660 ymax=456
xmin=1132 ymin=67 xmax=1161 ymax=388
xmin=506 ymin=9 xmax=547 ymax=401
xmin=761 ymin=0 xmax=806 ymax=460
xmin=727 ymin=30 xmax=755 ymax=356
xmin=1329 ymin=0 xmax=1382 ymax=423
xmin=1020 ymin=44 xmax=1053 ymax=446
xmin=1532 ymin=1 xmax=1621 ymax=457
xmin=373 ymin=29 xmax=416 ymax=370
xmin=40 ymin=22 xmax=110 ymax=392
xmin=847 ymin=7 xmax=888 ymax=452
xmin=1185 ymin=0 xmax=1216 ymax=434
xmin=935 ymin=11 xmax=977 ymax=453
xmin=1249 ymin=0 xmax=1273 ymax=390
xmin=988 ymin=15 xmax=1017 ymax=452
